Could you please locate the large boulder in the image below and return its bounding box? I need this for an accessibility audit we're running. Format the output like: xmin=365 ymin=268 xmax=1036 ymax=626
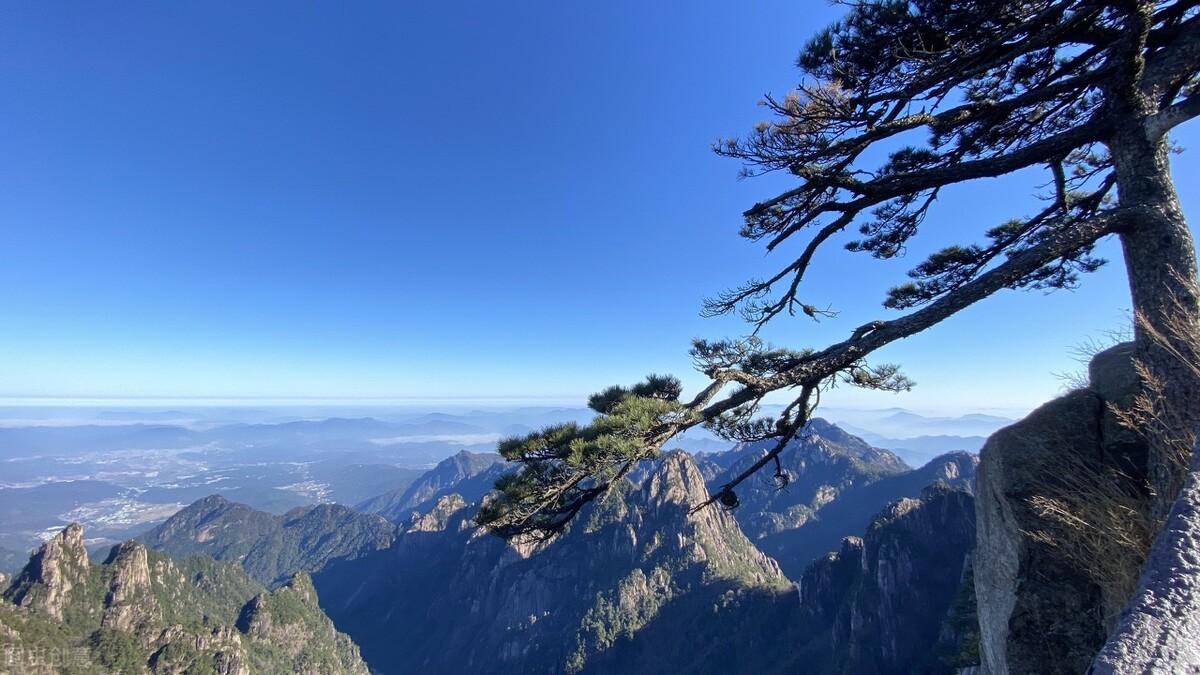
xmin=975 ymin=343 xmax=1151 ymax=675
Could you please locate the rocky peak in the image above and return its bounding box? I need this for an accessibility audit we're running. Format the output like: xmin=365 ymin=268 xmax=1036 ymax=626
xmin=643 ymin=450 xmax=710 ymax=509
xmin=636 ymin=451 xmax=787 ymax=587
xmin=800 ymin=535 xmax=864 ymax=617
xmin=805 ymin=418 xmax=876 ymax=455
xmin=284 ymin=571 xmax=317 ymax=604
xmin=924 ymin=451 xmax=979 ymax=490
xmin=3 ymin=522 xmax=90 ymax=621
xmin=194 ymin=493 xmax=234 ymax=510
xmin=148 ymin=493 xmax=272 ymax=547
xmin=103 ymin=540 xmax=152 ymax=589
xmin=408 ymin=493 xmax=469 ymax=533
xmin=101 ymin=540 xmax=160 ymax=634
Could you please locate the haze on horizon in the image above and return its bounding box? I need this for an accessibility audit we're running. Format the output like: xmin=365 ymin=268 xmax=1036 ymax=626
xmin=2 ymin=1 xmax=1198 ymax=415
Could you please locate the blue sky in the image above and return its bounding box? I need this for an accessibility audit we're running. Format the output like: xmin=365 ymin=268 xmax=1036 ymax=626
xmin=1 ymin=1 xmax=1197 ymax=414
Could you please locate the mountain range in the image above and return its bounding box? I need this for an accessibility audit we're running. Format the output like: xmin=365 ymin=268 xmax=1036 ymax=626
xmin=133 ymin=419 xmax=979 ymax=673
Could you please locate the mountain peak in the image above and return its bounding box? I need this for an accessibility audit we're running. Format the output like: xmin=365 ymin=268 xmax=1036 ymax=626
xmin=3 ymin=523 xmax=90 ymax=621
xmin=359 ymin=450 xmax=506 ymax=521
xmin=643 ymin=449 xmax=709 ymax=508
xmin=193 ymin=493 xmax=233 ymax=509
xmin=283 ymin=571 xmax=317 ymax=604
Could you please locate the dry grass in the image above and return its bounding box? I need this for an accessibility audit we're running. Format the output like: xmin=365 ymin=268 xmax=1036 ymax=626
xmin=1109 ymin=292 xmax=1200 ymax=505
xmin=1025 ymin=455 xmax=1153 ymax=628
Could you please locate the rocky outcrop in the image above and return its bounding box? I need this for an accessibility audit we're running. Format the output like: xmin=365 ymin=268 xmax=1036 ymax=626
xmin=408 ymin=494 xmax=468 ymax=533
xmin=796 ymin=484 xmax=979 ymax=674
xmin=0 ymin=524 xmax=370 ymax=675
xmin=975 ymin=343 xmax=1150 ymax=675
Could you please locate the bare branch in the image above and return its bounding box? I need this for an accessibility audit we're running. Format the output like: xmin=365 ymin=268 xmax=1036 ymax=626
xmin=1145 ymin=92 xmax=1200 ymax=139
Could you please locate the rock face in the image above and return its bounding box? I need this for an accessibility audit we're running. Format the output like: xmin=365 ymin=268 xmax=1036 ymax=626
xmin=100 ymin=541 xmax=158 ymax=633
xmin=356 ymin=449 xmax=508 ymax=521
xmin=315 ymin=450 xmax=789 ymax=674
xmin=143 ymin=495 xmax=397 ymax=587
xmin=975 ymin=343 xmax=1150 ymax=675
xmin=711 ymin=419 xmax=977 ymax=577
xmin=0 ymin=524 xmax=369 ymax=675
xmin=795 ymin=484 xmax=979 ymax=674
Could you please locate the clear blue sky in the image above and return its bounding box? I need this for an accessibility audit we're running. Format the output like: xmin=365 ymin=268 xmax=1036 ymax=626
xmin=1 ymin=1 xmax=1197 ymax=414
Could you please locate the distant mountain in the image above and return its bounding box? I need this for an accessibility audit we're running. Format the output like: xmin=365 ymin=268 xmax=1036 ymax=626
xmin=669 ymin=427 xmax=739 ymax=454
xmin=709 ymin=419 xmax=977 ymax=577
xmin=356 ymin=450 xmax=508 ymax=520
xmin=96 ymin=409 xmax=193 ymax=422
xmin=842 ymin=428 xmax=987 ymax=465
xmin=207 ymin=416 xmax=488 ymax=445
xmin=1 ymin=523 xmax=368 ymax=674
xmin=316 ymin=451 xmax=789 ymax=674
xmin=0 ymin=416 xmax=491 ymax=459
xmin=828 ymin=409 xmax=1014 ymax=441
xmin=403 ymin=407 xmax=595 ymax=430
xmin=0 ymin=424 xmax=201 ymax=457
xmin=142 ymin=496 xmax=397 ymax=588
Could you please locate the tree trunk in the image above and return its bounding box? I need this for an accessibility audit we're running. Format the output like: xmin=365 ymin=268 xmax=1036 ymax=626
xmin=1089 ymin=437 xmax=1200 ymax=674
xmin=1111 ymin=127 xmax=1200 ymax=516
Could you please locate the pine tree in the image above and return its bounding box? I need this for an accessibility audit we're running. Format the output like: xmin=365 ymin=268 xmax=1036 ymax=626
xmin=478 ymin=0 xmax=1200 ymax=580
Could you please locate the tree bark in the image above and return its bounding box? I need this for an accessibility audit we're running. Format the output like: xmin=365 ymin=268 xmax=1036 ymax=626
xmin=1089 ymin=437 xmax=1200 ymax=674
